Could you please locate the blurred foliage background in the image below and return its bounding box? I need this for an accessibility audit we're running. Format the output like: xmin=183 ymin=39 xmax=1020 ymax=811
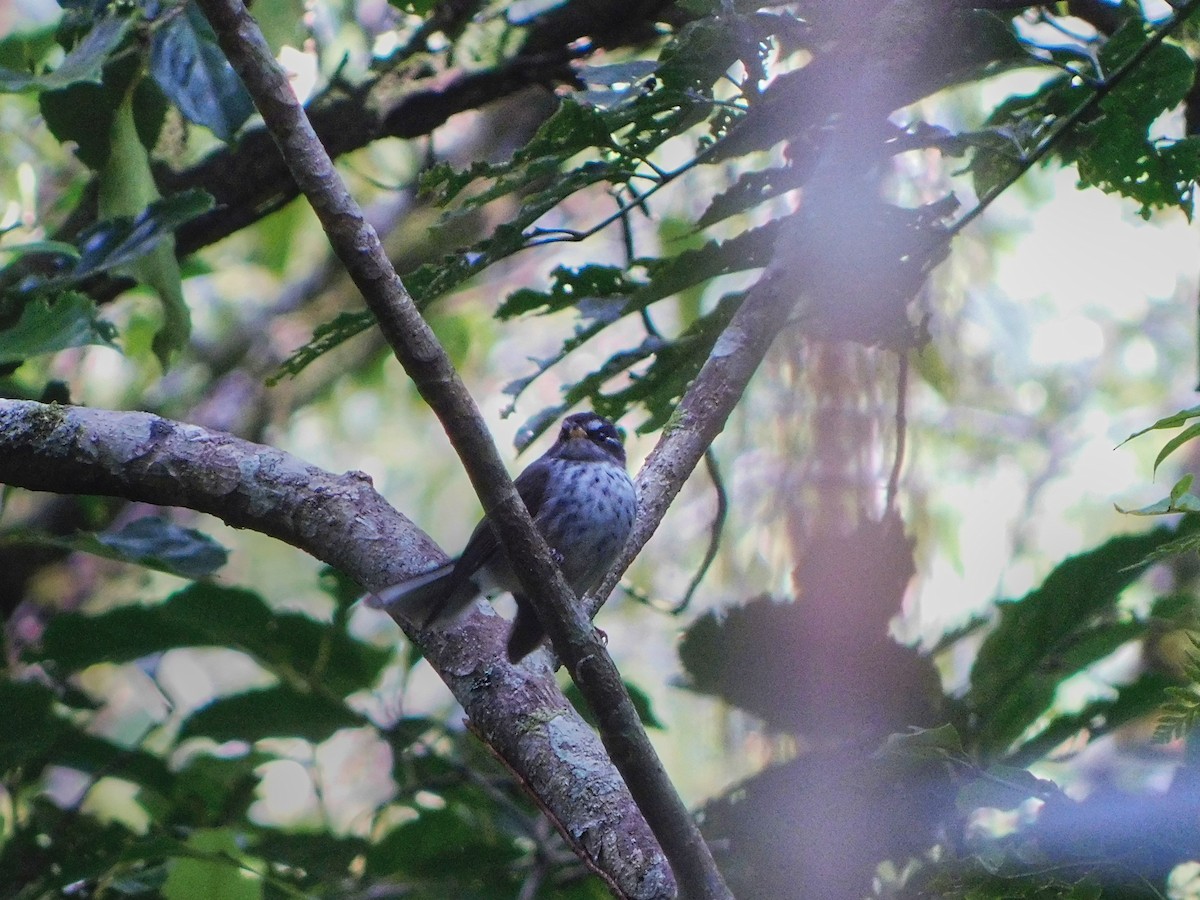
xmin=6 ymin=0 xmax=1200 ymax=897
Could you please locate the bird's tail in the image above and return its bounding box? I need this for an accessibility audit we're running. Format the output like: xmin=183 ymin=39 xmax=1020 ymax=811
xmin=363 ymin=562 xmax=483 ymax=628
xmin=364 ymin=563 xmax=455 ymax=624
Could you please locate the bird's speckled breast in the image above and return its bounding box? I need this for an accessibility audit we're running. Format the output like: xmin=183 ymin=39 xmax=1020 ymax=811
xmin=533 ymin=457 xmax=636 ymax=593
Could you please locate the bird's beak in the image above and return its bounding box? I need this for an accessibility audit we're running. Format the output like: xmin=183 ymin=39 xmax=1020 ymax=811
xmin=568 ymin=424 xmax=587 ymax=440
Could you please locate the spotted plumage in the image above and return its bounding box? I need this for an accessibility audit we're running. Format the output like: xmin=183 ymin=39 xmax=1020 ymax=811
xmin=368 ymin=412 xmax=637 ymax=661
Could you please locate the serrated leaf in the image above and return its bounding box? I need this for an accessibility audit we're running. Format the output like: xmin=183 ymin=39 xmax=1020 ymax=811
xmin=150 ymin=2 xmax=254 ymax=142
xmin=697 ymin=165 xmax=806 ymax=228
xmin=179 ymin=685 xmax=366 ymax=744
xmin=973 ymin=18 xmax=1200 ymax=217
xmin=1152 ymin=683 xmax=1200 ymax=743
xmin=269 ymin=310 xmax=374 ymax=383
xmin=508 ymin=222 xmax=780 ymax=445
xmin=0 ymin=292 xmax=118 ymax=364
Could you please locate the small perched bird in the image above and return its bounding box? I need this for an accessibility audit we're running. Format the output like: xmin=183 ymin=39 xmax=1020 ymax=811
xmin=367 ymin=412 xmax=637 ymax=662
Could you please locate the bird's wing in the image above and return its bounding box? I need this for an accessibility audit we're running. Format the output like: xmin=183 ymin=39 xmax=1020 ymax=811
xmin=436 ymin=456 xmax=553 ymax=606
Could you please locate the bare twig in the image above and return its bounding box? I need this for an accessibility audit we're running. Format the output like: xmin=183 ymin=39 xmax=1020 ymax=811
xmin=193 ymin=0 xmax=729 ymax=895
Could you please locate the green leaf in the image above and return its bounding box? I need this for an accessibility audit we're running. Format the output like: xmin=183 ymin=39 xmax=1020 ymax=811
xmin=39 ymin=51 xmax=140 ymax=169
xmin=1124 ymin=406 xmax=1200 ymax=445
xmin=169 ymin=750 xmax=270 ymax=825
xmin=34 ymin=584 xmax=272 ymax=672
xmin=90 ymin=517 xmax=227 ymax=578
xmin=248 ymin=829 xmax=368 ymax=882
xmin=1117 ymin=486 xmax=1200 ymax=516
xmin=386 ymin=0 xmax=437 ymax=14
xmin=179 ymin=685 xmax=367 ymax=743
xmin=0 ymin=292 xmax=118 ymax=364
xmin=51 ymin=732 xmax=175 ymax=796
xmin=0 ymin=24 xmax=58 ymax=83
xmin=1171 ymin=473 xmax=1195 ymax=502
xmin=1154 ymin=425 xmax=1200 ymax=475
xmin=0 ymin=16 xmax=131 ymax=93
xmin=269 ymin=311 xmax=374 ymax=383
xmin=98 ymin=88 xmax=193 ymax=368
xmin=149 ymin=2 xmax=254 ymax=142
xmin=967 ymin=526 xmax=1182 ymax=756
xmin=33 ymin=583 xmax=391 ymax=696
xmin=0 ymin=679 xmax=70 ymax=774
xmin=1154 ymin=682 xmax=1200 ymax=743
xmin=975 ymin=18 xmax=1200 ymax=218
xmin=162 ymin=827 xmax=262 ymax=900
xmin=365 ymin=796 xmax=523 ymax=879
xmin=1008 ymin=671 xmax=1178 ymax=766
xmin=21 ymin=516 xmax=229 ymax=579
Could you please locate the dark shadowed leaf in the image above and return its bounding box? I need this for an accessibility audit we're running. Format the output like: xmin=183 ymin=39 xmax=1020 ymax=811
xmin=365 ymin=792 xmax=523 ymax=882
xmin=150 ymin=3 xmax=255 ymax=141
xmin=955 ymin=765 xmax=1063 ymax=813
xmin=179 ymin=685 xmax=367 ymax=743
xmin=33 ymin=516 xmax=229 ymax=579
xmin=70 ymin=190 xmax=215 ymax=281
xmin=52 ymin=732 xmax=175 ymax=796
xmin=168 ymin=750 xmax=271 ymax=825
xmin=250 ymin=829 xmax=369 ymax=881
xmin=33 ymin=583 xmax=391 ymax=696
xmin=1 ymin=680 xmax=71 ymax=774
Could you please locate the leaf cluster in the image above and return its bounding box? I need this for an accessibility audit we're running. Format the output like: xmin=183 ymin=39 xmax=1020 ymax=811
xmin=3 ymin=576 xmax=608 ymax=899
xmin=674 ymin=516 xmax=1200 ymax=898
